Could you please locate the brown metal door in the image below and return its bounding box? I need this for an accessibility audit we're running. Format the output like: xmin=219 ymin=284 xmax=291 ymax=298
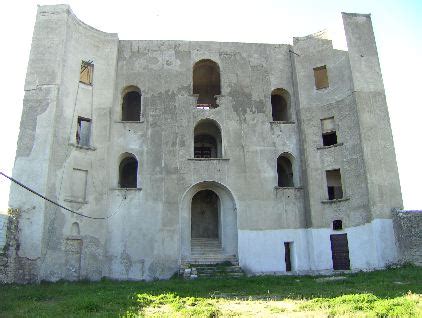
xmin=330 ymin=234 xmax=350 ymax=270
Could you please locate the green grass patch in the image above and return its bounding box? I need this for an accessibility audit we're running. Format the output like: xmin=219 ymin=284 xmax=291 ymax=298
xmin=0 ymin=265 xmax=420 ymax=317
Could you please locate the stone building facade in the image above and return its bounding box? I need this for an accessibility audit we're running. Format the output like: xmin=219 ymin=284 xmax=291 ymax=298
xmin=3 ymin=5 xmax=403 ymax=282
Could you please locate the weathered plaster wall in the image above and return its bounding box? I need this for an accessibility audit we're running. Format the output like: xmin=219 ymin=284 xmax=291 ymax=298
xmin=393 ymin=210 xmax=422 ymax=265
xmin=5 ymin=5 xmax=405 ymax=282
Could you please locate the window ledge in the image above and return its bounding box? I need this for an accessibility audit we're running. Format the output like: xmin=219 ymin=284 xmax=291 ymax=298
xmin=64 ymin=198 xmax=88 ymax=204
xmin=66 ymin=235 xmax=82 ymax=240
xmin=274 ymin=186 xmax=303 ymax=190
xmin=110 ymin=187 xmax=142 ymax=191
xmin=69 ymin=143 xmax=96 ymax=151
xmin=317 ymin=142 xmax=344 ymax=150
xmin=270 ymin=121 xmax=295 ymax=125
xmin=188 ymin=158 xmax=230 ymax=161
xmin=321 ymin=197 xmax=350 ymax=204
xmin=115 ymin=119 xmax=145 ymax=123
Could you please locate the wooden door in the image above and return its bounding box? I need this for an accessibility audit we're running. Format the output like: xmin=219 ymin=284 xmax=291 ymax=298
xmin=330 ymin=234 xmax=350 ymax=270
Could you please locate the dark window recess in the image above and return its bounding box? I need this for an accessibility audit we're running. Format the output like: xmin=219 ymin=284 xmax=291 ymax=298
xmin=330 ymin=234 xmax=350 ymax=270
xmin=284 ymin=242 xmax=292 ymax=272
xmin=333 ymin=220 xmax=343 ymax=230
xmin=119 ymin=157 xmax=138 ymax=188
xmin=271 ymin=92 xmax=288 ymax=121
xmin=326 ymin=169 xmax=343 ymax=200
xmin=194 ymin=147 xmax=212 ymax=159
xmin=194 ymin=134 xmax=218 ymax=158
xmin=76 ymin=117 xmax=91 ymax=147
xmin=314 ymin=65 xmax=329 ymax=89
xmin=122 ymin=90 xmax=141 ymax=121
xmin=277 ymin=156 xmax=294 ymax=187
xmin=80 ymin=60 xmax=94 ymax=85
xmin=193 ymin=59 xmax=221 ymax=109
xmin=322 ymin=131 xmax=338 ymax=146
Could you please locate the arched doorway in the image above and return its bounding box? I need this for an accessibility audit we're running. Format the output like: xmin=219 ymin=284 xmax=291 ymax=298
xmin=180 ymin=181 xmax=238 ymax=263
xmin=191 ymin=190 xmax=220 ymax=239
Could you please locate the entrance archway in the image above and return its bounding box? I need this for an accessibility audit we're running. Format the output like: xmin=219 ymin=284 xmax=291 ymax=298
xmin=180 ymin=181 xmax=238 ymax=262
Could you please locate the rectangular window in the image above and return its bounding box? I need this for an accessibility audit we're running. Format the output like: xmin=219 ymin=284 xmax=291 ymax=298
xmin=321 ymin=117 xmax=338 ymax=146
xmin=326 ymin=169 xmax=343 ymax=200
xmin=314 ymin=65 xmax=329 ymax=89
xmin=76 ymin=116 xmax=91 ymax=147
xmin=80 ymin=60 xmax=94 ymax=85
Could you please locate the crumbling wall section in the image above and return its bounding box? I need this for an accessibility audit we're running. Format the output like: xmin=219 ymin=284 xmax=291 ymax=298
xmin=393 ymin=209 xmax=422 ymax=265
xmin=0 ymin=209 xmax=39 ymax=284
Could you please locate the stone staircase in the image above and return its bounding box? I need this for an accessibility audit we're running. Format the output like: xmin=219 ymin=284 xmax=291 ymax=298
xmin=180 ymin=238 xmax=245 ymax=279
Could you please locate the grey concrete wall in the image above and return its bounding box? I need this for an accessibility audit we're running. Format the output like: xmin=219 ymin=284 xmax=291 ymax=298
xmin=393 ymin=210 xmax=422 ymax=265
xmin=0 ymin=214 xmax=7 ymax=250
xmin=6 ymin=5 xmax=404 ymax=282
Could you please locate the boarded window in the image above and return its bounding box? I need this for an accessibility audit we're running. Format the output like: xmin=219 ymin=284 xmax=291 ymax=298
xmin=330 ymin=234 xmax=350 ymax=270
xmin=326 ymin=169 xmax=343 ymax=200
xmin=80 ymin=60 xmax=94 ymax=85
xmin=321 ymin=117 xmax=338 ymax=146
xmin=314 ymin=65 xmax=329 ymax=89
xmin=76 ymin=117 xmax=91 ymax=147
xmin=70 ymin=168 xmax=88 ymax=201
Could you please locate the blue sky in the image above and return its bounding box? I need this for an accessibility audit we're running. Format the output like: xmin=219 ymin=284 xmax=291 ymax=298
xmin=0 ymin=0 xmax=421 ymax=211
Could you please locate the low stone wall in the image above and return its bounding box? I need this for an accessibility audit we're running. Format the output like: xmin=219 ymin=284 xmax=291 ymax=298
xmin=392 ymin=209 xmax=422 ymax=266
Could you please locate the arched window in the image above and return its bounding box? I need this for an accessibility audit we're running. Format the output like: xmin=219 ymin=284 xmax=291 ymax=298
xmin=193 ymin=60 xmax=221 ymax=109
xmin=277 ymin=154 xmax=294 ymax=187
xmin=122 ymin=86 xmax=141 ymax=121
xmin=119 ymin=154 xmax=138 ymax=188
xmin=194 ymin=119 xmax=222 ymax=158
xmin=271 ymin=88 xmax=290 ymax=121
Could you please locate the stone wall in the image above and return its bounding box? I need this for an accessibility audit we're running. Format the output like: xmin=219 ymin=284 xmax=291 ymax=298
xmin=0 ymin=214 xmax=7 ymax=250
xmin=393 ymin=209 xmax=422 ymax=265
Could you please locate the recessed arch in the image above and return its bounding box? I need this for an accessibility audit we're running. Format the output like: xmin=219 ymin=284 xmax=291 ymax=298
xmin=194 ymin=118 xmax=222 ymax=158
xmin=71 ymin=222 xmax=80 ymax=235
xmin=277 ymin=152 xmax=294 ymax=187
xmin=121 ymin=85 xmax=142 ymax=121
xmin=193 ymin=59 xmax=221 ymax=108
xmin=118 ymin=152 xmax=138 ymax=188
xmin=180 ymin=181 xmax=238 ymax=261
xmin=271 ymin=88 xmax=291 ymax=121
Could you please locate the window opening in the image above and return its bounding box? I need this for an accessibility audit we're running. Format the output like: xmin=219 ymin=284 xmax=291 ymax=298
xmin=277 ymin=155 xmax=294 ymax=187
xmin=333 ymin=220 xmax=343 ymax=231
xmin=76 ymin=117 xmax=91 ymax=147
xmin=314 ymin=65 xmax=329 ymax=89
xmin=284 ymin=242 xmax=292 ymax=272
xmin=122 ymin=87 xmax=141 ymax=121
xmin=321 ymin=117 xmax=338 ymax=146
xmin=326 ymin=169 xmax=343 ymax=200
xmin=193 ymin=119 xmax=222 ymax=158
xmin=271 ymin=89 xmax=289 ymax=121
xmin=80 ymin=60 xmax=94 ymax=85
xmin=193 ymin=59 xmax=221 ymax=109
xmin=119 ymin=156 xmax=138 ymax=188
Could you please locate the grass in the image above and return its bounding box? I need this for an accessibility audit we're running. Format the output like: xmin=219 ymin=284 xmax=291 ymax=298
xmin=0 ymin=265 xmax=420 ymax=317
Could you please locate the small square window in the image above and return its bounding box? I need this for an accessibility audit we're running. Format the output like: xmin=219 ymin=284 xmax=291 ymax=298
xmin=76 ymin=116 xmax=91 ymax=147
xmin=80 ymin=60 xmax=94 ymax=85
xmin=314 ymin=65 xmax=329 ymax=89
xmin=333 ymin=220 xmax=343 ymax=230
